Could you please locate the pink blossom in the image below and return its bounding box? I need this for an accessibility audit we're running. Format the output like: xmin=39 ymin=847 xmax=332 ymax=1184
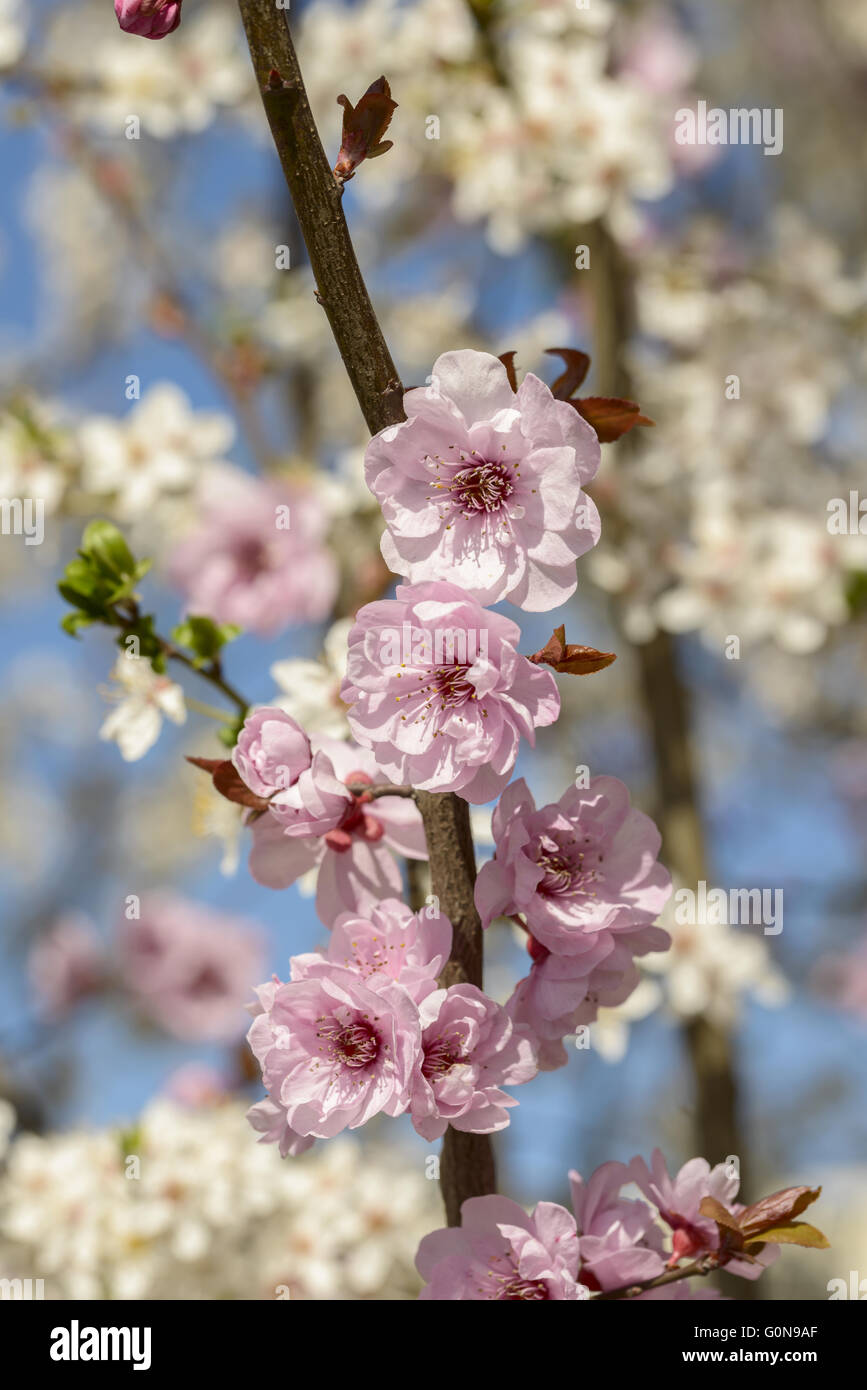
xmin=410 ymin=984 xmax=537 ymax=1140
xmin=617 ymin=11 xmax=698 ymax=94
xmin=506 ymin=923 xmax=668 ymax=1071
xmin=163 ymin=1063 xmax=230 ymax=1108
xmin=28 ymin=913 xmax=106 ymax=1020
xmin=232 ymin=706 xmax=312 ymax=800
xmin=244 ymin=980 xmax=316 ymax=1157
xmin=115 ymin=0 xmax=182 ymax=39
xmin=813 ymin=933 xmax=867 ymax=1019
xmin=570 ymin=1162 xmax=666 ymax=1292
xmin=168 ymin=467 xmax=338 ymax=636
xmin=416 ymin=1195 xmax=586 ymax=1300
xmin=475 ymin=776 xmax=671 ymax=949
xmin=246 ymin=1098 xmax=316 ymax=1158
xmin=290 ymin=898 xmax=451 ymax=1005
xmin=365 ymin=350 xmax=601 ymax=610
xmin=246 ymin=966 xmax=421 ymax=1139
xmin=629 ymin=1149 xmax=779 ymax=1279
xmin=246 ymin=738 xmax=427 ymax=925
xmin=340 ymin=581 xmax=560 ymax=803
xmin=117 ymin=893 xmax=264 ymax=1042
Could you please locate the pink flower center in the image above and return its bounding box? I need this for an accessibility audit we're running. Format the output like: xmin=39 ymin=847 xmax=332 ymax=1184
xmin=448 ymin=460 xmax=514 ymax=515
xmin=421 ymin=1030 xmax=466 ymax=1079
xmin=317 ymin=1017 xmax=380 ymax=1070
xmin=323 ymin=775 xmax=385 ymax=852
xmin=664 ymin=1214 xmax=712 ymax=1267
xmin=187 ymin=965 xmax=226 ymax=1000
xmin=534 ymin=834 xmax=601 ymax=900
xmin=432 ymin=664 xmax=475 ymax=709
xmin=234 ymin=537 xmax=270 ymax=580
xmin=499 ymin=1276 xmax=550 ymax=1301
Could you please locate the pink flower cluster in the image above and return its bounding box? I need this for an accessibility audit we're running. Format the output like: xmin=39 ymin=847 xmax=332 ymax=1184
xmin=231 ymin=706 xmax=427 ymax=924
xmin=364 ymin=350 xmax=601 ymax=611
xmin=417 ymin=1149 xmax=778 ymax=1299
xmin=28 ymin=913 xmax=106 ymax=1020
xmin=476 ymin=776 xmax=672 ymax=1068
xmin=118 ymin=893 xmax=265 ymax=1042
xmin=340 ymin=581 xmax=559 ymax=803
xmin=115 ymin=0 xmax=182 ymax=39
xmin=169 ymin=469 xmax=338 ymax=637
xmin=246 ymin=898 xmax=537 ymax=1149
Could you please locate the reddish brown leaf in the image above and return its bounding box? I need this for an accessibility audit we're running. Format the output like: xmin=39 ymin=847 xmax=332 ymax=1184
xmin=212 ymin=761 xmax=272 ymax=810
xmin=185 ymin=755 xmax=271 ymax=810
xmin=498 ymin=351 xmax=519 ymax=392
xmin=738 ymin=1187 xmax=822 ymax=1238
xmin=545 ymin=347 xmax=591 ymax=399
xmin=334 ymin=76 xmax=397 ymax=184
xmin=185 ymin=756 xmax=224 ymax=774
xmin=528 ymin=624 xmax=617 ymax=675
xmin=571 ymin=396 xmax=655 ymax=444
xmin=701 ymin=1185 xmax=829 ymax=1258
xmin=698 ymin=1196 xmax=742 ymax=1235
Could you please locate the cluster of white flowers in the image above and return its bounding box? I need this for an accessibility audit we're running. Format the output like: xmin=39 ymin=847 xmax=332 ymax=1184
xmin=0 ymin=1098 xmax=439 ymax=1300
xmin=641 ymin=909 xmax=790 ymax=1033
xmin=587 ymin=213 xmax=867 ymax=654
xmin=0 ymin=383 xmax=235 ymax=547
xmin=99 ymin=654 xmax=187 ymax=764
xmin=0 ymin=399 xmax=73 ymax=518
xmin=77 ymin=383 xmax=235 ymax=522
xmin=269 ymin=618 xmax=353 ymax=740
xmin=41 ymin=2 xmax=252 ymax=140
xmin=578 ymin=877 xmax=790 ymax=1061
xmin=297 ymin=0 xmax=681 ymax=252
xmin=0 ymin=0 xmax=24 ymax=71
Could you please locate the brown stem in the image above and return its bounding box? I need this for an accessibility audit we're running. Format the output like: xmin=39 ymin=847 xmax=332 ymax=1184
xmin=237 ymin=1 xmax=495 ymax=1223
xmin=344 ymin=783 xmax=415 ymax=800
xmin=237 ymin=0 xmax=404 ymax=436
xmin=416 ymin=790 xmax=497 ymax=1223
xmin=592 ymin=1255 xmax=717 ymax=1301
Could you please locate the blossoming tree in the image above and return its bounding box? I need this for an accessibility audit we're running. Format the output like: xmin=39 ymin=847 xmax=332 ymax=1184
xmin=41 ymin=0 xmax=840 ymax=1301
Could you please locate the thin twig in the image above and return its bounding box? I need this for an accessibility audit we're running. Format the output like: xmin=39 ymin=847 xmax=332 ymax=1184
xmin=592 ymin=1255 xmax=717 ymax=1301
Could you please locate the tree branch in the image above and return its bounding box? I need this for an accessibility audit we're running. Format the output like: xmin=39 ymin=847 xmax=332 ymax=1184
xmin=416 ymin=790 xmax=497 ymax=1224
xmin=237 ymin=0 xmax=496 ymax=1223
xmin=237 ymin=0 xmax=404 ymax=436
xmin=592 ymin=1255 xmax=717 ymax=1301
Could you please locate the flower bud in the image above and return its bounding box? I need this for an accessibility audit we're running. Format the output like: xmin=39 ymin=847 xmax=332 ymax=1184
xmin=115 ymin=0 xmax=182 ymax=39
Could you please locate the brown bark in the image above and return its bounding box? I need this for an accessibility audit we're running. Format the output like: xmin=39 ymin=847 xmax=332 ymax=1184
xmin=416 ymin=791 xmax=497 ymax=1223
xmin=237 ymin=0 xmax=404 ymax=436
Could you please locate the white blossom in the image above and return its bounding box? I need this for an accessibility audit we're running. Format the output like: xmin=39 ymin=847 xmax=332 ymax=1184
xmin=99 ymin=655 xmax=186 ymax=763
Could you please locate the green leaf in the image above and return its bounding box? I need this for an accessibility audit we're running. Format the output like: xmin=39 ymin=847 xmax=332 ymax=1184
xmin=57 ymin=582 xmax=105 ymax=616
xmin=845 ymin=569 xmax=867 ymax=617
xmin=81 ymin=519 xmax=136 ymax=580
xmin=172 ymin=615 xmax=241 ymax=664
xmin=217 ymin=713 xmax=246 ymax=749
xmin=60 ymin=610 xmax=95 ymax=637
